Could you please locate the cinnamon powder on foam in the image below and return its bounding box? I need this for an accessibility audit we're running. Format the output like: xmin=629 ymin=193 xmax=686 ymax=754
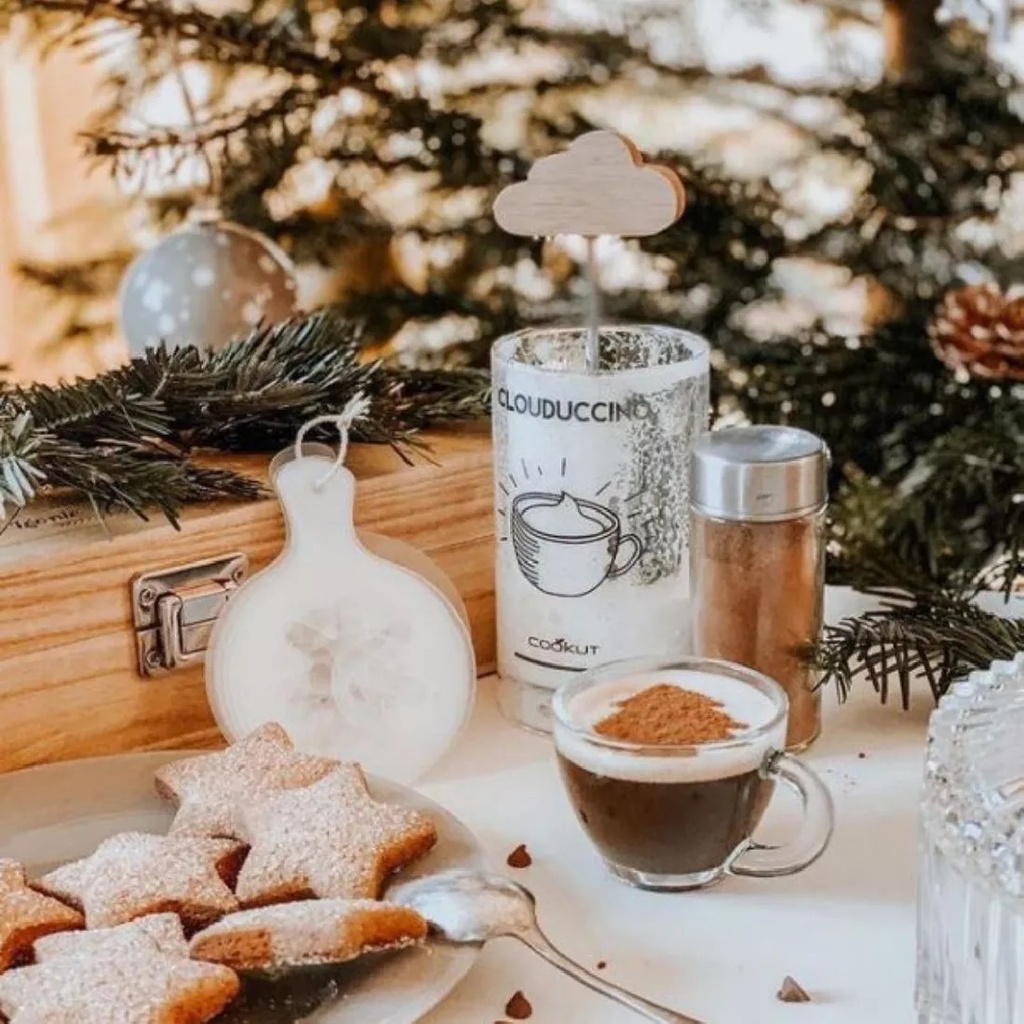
xmin=593 ymin=684 xmax=745 ymax=746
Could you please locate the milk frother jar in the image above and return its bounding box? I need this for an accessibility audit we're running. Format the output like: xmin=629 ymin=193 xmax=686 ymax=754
xmin=491 ymin=324 xmax=710 ymax=732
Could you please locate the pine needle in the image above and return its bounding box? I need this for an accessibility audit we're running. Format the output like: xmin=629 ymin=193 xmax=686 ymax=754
xmin=0 ymin=309 xmax=488 ymax=525
xmin=820 ymin=593 xmax=1024 ymax=707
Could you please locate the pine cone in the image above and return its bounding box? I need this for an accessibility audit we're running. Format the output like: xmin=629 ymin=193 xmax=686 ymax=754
xmin=929 ymin=283 xmax=1024 ymax=382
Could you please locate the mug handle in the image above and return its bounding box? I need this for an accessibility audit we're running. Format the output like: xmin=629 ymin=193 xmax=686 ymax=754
xmin=607 ymin=534 xmax=642 ymax=579
xmin=729 ymin=751 xmax=834 ymax=878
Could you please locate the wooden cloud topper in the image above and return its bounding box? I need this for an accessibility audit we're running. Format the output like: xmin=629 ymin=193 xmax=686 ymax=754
xmin=493 ymin=130 xmax=685 ymax=238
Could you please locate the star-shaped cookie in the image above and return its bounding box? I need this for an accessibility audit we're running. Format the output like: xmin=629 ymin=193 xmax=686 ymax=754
xmin=0 ymin=914 xmax=238 ymax=1024
xmin=0 ymin=859 xmax=82 ymax=972
xmin=155 ymin=722 xmax=338 ymax=840
xmin=36 ymin=832 xmax=244 ymax=930
xmin=34 ymin=912 xmax=188 ymax=963
xmin=190 ymin=899 xmax=428 ymax=971
xmin=236 ymin=765 xmax=437 ymax=906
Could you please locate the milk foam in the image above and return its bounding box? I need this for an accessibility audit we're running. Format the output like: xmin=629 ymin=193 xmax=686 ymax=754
xmin=555 ymin=670 xmax=785 ymax=783
xmin=521 ymin=494 xmax=604 ymax=537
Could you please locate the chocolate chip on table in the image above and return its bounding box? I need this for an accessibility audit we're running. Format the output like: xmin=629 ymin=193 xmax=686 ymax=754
xmin=506 ymin=844 xmax=533 ymax=869
xmin=596 ymin=960 xmax=607 ymax=970
xmin=777 ymin=976 xmax=812 ymax=1003
xmin=858 ymin=752 xmax=867 ymax=759
xmin=505 ymin=990 xmax=533 ymax=1019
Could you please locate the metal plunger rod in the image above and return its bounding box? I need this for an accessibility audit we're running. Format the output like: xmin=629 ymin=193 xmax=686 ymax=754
xmin=584 ymin=237 xmax=601 ymax=371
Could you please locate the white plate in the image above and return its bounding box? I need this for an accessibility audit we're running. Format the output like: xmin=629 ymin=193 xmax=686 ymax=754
xmin=0 ymin=752 xmax=484 ymax=1024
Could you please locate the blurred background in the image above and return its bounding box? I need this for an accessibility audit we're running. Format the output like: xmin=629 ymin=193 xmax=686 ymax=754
xmin=0 ymin=0 xmax=1021 ymax=382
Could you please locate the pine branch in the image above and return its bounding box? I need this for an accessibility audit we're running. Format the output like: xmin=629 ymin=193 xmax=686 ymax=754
xmin=386 ymin=367 xmax=491 ymax=427
xmin=898 ymin=423 xmax=1021 ymax=586
xmin=1 ymin=0 xmax=340 ymax=79
xmin=32 ymin=437 xmax=264 ymax=526
xmin=820 ymin=592 xmax=1024 ymax=706
xmin=715 ymin=315 xmax=928 ymax=473
xmin=644 ymin=60 xmax=834 ymax=99
xmin=834 ymin=34 xmax=1022 ymax=218
xmin=0 ymin=409 xmax=46 ymax=517
xmin=84 ymin=86 xmax=321 ymax=168
xmin=10 ymin=377 xmax=171 ymax=444
xmin=715 ymin=299 xmax=1022 ymax=706
xmin=0 ymin=309 xmax=488 ymax=521
xmin=105 ymin=312 xmax=396 ymax=451
xmin=18 ymin=253 xmax=130 ymax=296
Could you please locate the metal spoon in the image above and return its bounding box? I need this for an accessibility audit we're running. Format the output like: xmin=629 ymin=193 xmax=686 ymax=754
xmin=390 ymin=870 xmax=706 ymax=1024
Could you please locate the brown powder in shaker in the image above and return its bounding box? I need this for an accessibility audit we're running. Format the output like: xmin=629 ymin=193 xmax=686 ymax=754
xmin=691 ymin=513 xmax=824 ymax=750
xmin=689 ymin=425 xmax=829 ymax=751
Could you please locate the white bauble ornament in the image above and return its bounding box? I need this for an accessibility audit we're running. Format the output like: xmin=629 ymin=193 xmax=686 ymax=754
xmin=119 ymin=217 xmax=298 ymax=355
xmin=205 ymin=439 xmax=476 ymax=783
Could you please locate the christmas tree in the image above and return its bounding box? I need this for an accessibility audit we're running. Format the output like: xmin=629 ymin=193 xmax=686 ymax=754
xmin=0 ymin=0 xmax=1021 ymax=697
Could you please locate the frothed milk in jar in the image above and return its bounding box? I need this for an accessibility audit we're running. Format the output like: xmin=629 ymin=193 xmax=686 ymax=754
xmin=491 ymin=325 xmax=710 ymax=732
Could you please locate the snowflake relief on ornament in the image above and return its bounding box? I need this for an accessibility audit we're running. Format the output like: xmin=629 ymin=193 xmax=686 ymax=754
xmin=140 ymin=278 xmax=172 ymax=312
xmin=243 ymin=286 xmax=273 ymax=326
xmin=286 ymin=606 xmax=415 ymax=741
xmin=192 ymin=266 xmax=216 ymax=289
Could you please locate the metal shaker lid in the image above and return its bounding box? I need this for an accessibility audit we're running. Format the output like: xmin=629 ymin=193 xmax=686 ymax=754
xmin=690 ymin=425 xmax=829 ymax=521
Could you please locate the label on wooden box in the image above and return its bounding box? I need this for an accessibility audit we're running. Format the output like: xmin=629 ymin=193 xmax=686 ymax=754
xmin=0 ymin=496 xmax=151 ymax=563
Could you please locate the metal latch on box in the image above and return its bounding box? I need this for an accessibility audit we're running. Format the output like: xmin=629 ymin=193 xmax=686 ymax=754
xmin=131 ymin=554 xmax=248 ymax=676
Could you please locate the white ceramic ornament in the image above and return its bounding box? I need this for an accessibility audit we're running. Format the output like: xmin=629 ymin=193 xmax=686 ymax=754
xmin=205 ymin=408 xmax=476 ymax=783
xmin=119 ymin=214 xmax=298 ymax=356
xmin=360 ymin=531 xmax=470 ymax=629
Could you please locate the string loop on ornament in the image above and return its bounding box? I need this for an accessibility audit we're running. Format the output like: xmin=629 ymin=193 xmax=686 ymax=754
xmin=294 ymin=393 xmax=372 ymax=490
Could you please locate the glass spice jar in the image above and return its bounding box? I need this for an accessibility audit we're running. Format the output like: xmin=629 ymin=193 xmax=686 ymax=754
xmin=689 ymin=426 xmax=829 ymax=751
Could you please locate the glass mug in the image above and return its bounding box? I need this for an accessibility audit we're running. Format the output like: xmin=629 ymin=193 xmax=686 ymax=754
xmin=553 ymin=656 xmax=834 ymax=891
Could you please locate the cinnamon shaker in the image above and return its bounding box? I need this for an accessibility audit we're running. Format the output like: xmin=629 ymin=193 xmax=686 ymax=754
xmin=689 ymin=426 xmax=829 ymax=750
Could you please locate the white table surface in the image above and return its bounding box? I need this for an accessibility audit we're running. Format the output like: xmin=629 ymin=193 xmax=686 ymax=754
xmin=418 ymin=664 xmax=934 ymax=1024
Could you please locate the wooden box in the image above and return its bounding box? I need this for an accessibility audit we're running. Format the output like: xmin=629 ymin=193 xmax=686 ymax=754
xmin=0 ymin=430 xmax=495 ymax=774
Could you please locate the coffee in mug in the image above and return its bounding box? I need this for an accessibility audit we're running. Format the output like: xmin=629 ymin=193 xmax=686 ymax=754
xmin=553 ymin=657 xmax=834 ymax=891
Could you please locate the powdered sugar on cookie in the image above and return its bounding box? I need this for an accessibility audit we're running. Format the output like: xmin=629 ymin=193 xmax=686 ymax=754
xmin=0 ymin=913 xmax=238 ymax=1024
xmin=236 ymin=765 xmax=437 ymax=905
xmin=37 ymin=832 xmax=244 ymax=930
xmin=34 ymin=912 xmax=189 ymax=963
xmin=190 ymin=899 xmax=428 ymax=971
xmin=0 ymin=859 xmax=82 ymax=972
xmin=155 ymin=723 xmax=338 ymax=840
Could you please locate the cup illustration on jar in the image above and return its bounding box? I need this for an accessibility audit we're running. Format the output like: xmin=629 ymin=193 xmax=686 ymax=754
xmin=510 ymin=491 xmax=643 ymax=598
